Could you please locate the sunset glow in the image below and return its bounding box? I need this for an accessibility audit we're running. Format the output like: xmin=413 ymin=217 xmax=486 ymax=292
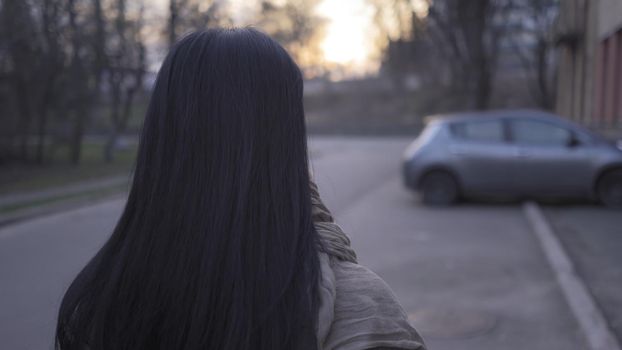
xmin=151 ymin=0 xmax=419 ymax=77
xmin=316 ymin=0 xmax=377 ymax=75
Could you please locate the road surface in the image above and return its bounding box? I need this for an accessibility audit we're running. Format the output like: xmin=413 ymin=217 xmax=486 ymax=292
xmin=0 ymin=137 xmax=596 ymax=349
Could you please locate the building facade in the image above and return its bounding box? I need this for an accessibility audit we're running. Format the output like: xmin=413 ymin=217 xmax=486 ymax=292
xmin=555 ymin=0 xmax=622 ymax=137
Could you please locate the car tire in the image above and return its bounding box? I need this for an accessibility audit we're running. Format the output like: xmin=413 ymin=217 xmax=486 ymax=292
xmin=420 ymin=171 xmax=459 ymax=206
xmin=597 ymin=169 xmax=622 ymax=208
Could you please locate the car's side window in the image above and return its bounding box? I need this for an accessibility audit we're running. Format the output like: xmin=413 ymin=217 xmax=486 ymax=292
xmin=511 ymin=120 xmax=572 ymax=146
xmin=450 ymin=120 xmax=505 ymax=143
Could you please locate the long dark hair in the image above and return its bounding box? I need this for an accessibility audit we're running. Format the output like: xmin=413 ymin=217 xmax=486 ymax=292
xmin=56 ymin=28 xmax=320 ymax=350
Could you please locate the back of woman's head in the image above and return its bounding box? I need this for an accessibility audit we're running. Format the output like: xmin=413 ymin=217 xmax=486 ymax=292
xmin=56 ymin=28 xmax=319 ymax=350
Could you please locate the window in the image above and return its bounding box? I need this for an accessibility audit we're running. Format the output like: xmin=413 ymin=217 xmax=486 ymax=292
xmin=511 ymin=120 xmax=572 ymax=146
xmin=450 ymin=120 xmax=505 ymax=143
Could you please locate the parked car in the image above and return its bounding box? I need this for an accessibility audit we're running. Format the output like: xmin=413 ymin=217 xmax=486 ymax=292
xmin=402 ymin=110 xmax=622 ymax=207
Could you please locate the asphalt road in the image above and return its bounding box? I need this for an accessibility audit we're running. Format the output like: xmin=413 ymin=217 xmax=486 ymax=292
xmin=0 ymin=137 xmax=602 ymax=350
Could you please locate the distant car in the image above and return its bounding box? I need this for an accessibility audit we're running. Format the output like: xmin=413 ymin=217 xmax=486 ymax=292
xmin=402 ymin=110 xmax=622 ymax=207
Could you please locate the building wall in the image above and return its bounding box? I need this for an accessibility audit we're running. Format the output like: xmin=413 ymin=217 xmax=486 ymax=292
xmin=598 ymin=0 xmax=622 ymax=37
xmin=555 ymin=0 xmax=592 ymax=123
xmin=592 ymin=0 xmax=622 ymax=131
xmin=555 ymin=0 xmax=622 ymax=137
xmin=593 ymin=30 xmax=617 ymax=125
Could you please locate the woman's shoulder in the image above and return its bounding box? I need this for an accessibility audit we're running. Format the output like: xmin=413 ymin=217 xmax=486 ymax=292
xmin=317 ymin=253 xmax=426 ymax=350
xmin=330 ymin=258 xmax=397 ymax=301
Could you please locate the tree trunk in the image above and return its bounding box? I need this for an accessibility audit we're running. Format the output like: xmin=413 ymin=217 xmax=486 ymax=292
xmin=104 ymin=129 xmax=118 ymax=163
xmin=16 ymin=81 xmax=32 ymax=162
xmin=70 ymin=108 xmax=85 ymax=165
xmin=536 ymin=39 xmax=554 ymax=110
xmin=35 ymin=107 xmax=48 ymax=164
xmin=474 ymin=67 xmax=492 ymax=110
xmin=169 ymin=0 xmax=178 ymax=47
xmin=67 ymin=0 xmax=88 ymax=165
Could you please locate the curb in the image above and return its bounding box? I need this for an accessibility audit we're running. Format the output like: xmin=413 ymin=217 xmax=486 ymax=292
xmin=0 ymin=190 xmax=127 ymax=229
xmin=523 ymin=201 xmax=621 ymax=350
xmin=0 ymin=176 xmax=129 ymax=208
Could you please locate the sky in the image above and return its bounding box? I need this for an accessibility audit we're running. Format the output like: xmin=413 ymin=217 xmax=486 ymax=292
xmin=316 ymin=0 xmax=377 ymax=75
xmin=226 ymin=0 xmax=380 ymax=76
xmin=149 ymin=0 xmax=397 ymax=77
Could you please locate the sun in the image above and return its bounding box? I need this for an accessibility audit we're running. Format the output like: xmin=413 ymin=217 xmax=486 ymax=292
xmin=317 ymin=0 xmax=376 ymax=76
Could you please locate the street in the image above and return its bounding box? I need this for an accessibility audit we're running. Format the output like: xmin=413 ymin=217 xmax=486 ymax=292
xmin=1 ymin=137 xmax=618 ymax=349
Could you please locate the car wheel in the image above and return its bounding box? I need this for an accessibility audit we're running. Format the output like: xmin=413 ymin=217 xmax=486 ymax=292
xmin=597 ymin=169 xmax=622 ymax=208
xmin=420 ymin=171 xmax=459 ymax=206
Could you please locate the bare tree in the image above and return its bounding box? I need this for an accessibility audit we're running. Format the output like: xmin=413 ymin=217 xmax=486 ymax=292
xmin=1 ymin=0 xmax=41 ymax=161
xmin=378 ymin=12 xmax=434 ymax=89
xmin=1 ymin=0 xmax=102 ymax=164
xmin=104 ymin=0 xmax=146 ymax=162
xmin=426 ymin=0 xmax=514 ymax=110
xmin=168 ymin=0 xmax=184 ymax=47
xmin=256 ymin=0 xmax=326 ymax=75
xmin=92 ymin=0 xmax=107 ymax=96
xmin=65 ymin=0 xmax=92 ymax=164
xmin=167 ymin=0 xmax=227 ymax=48
xmin=370 ymin=0 xmax=516 ymax=110
xmin=35 ymin=0 xmax=66 ymax=163
xmin=508 ymin=0 xmax=558 ymax=109
xmin=368 ymin=0 xmax=417 ymax=46
xmin=0 ymin=0 xmax=147 ymax=165
xmin=61 ymin=0 xmax=111 ymax=164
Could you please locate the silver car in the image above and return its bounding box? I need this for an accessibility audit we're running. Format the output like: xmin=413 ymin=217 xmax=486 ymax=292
xmin=402 ymin=110 xmax=622 ymax=207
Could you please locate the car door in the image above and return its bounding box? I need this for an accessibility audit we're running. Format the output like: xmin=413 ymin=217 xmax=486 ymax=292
xmin=508 ymin=118 xmax=593 ymax=196
xmin=448 ymin=118 xmax=516 ymax=194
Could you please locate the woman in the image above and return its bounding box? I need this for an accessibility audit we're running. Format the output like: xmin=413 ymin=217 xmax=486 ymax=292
xmin=56 ymin=28 xmax=425 ymax=350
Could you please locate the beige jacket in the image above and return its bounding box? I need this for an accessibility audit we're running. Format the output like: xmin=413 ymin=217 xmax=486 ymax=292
xmin=311 ymin=182 xmax=426 ymax=350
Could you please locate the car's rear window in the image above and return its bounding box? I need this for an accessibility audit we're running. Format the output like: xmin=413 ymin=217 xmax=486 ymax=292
xmin=450 ymin=120 xmax=505 ymax=143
